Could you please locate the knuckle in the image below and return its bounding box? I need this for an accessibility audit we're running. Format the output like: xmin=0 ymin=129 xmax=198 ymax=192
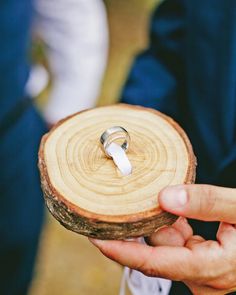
xmin=199 ymin=185 xmax=217 ymax=216
xmin=141 ymin=267 xmax=159 ymax=278
xmin=136 ymin=248 xmax=160 ymax=278
xmin=136 ymin=261 xmax=158 ymax=278
xmin=206 ymin=253 xmax=236 ymax=290
xmin=209 ymin=273 xmax=236 ymax=290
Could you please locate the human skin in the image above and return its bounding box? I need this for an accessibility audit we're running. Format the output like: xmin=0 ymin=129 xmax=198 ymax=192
xmin=89 ymin=185 xmax=236 ymax=294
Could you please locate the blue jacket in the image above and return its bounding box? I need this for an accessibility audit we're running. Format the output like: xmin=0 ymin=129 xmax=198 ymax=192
xmin=122 ymin=0 xmax=236 ymax=187
xmin=0 ymin=0 xmax=32 ymax=121
xmin=0 ymin=1 xmax=46 ymax=293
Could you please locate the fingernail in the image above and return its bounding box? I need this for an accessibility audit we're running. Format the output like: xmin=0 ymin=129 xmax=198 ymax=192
xmin=88 ymin=238 xmax=106 ymax=247
xmin=160 ymin=186 xmax=188 ymax=210
xmin=178 ymin=216 xmax=188 ymax=223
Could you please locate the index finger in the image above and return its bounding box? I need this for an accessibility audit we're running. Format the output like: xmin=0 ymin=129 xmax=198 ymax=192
xmin=89 ymin=239 xmax=196 ymax=281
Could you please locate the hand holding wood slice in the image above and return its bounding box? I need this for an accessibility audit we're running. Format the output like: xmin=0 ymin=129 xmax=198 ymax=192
xmin=38 ymin=104 xmax=196 ymax=239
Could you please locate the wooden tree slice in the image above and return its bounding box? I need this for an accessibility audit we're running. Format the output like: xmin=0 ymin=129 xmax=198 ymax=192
xmin=38 ymin=104 xmax=196 ymax=239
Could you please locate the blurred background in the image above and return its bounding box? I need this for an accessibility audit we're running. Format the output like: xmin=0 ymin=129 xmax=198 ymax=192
xmin=28 ymin=1 xmax=159 ymax=294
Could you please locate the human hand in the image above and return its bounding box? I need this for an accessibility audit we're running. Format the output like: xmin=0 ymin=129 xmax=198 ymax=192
xmin=89 ymin=185 xmax=236 ymax=294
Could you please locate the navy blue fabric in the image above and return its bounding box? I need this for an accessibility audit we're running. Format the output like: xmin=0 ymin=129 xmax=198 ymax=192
xmin=122 ymin=0 xmax=236 ymax=186
xmin=0 ymin=0 xmax=47 ymax=294
xmin=121 ymin=1 xmax=236 ymax=293
xmin=0 ymin=106 xmax=47 ymax=295
xmin=0 ymin=0 xmax=32 ymax=122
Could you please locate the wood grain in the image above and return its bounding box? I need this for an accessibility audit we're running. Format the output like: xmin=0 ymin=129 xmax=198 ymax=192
xmin=38 ymin=104 xmax=196 ymax=239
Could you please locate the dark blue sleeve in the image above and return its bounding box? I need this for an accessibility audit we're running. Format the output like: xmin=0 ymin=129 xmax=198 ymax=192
xmin=121 ymin=0 xmax=186 ymax=120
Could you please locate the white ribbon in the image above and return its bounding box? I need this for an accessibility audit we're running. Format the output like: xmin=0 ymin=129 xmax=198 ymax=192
xmin=119 ymin=267 xmax=172 ymax=295
xmin=106 ymin=142 xmax=132 ymax=176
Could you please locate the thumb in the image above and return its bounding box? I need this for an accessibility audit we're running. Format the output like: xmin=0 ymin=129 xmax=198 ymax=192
xmin=159 ymin=184 xmax=236 ymax=223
